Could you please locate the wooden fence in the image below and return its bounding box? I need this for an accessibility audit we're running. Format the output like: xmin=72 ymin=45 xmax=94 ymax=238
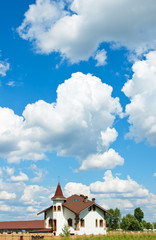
xmin=0 ymin=233 xmax=55 ymax=240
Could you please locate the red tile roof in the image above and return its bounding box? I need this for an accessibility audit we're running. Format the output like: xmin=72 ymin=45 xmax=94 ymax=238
xmin=62 ymin=194 xmax=112 ymax=215
xmin=51 ymin=182 xmax=66 ymax=200
xmin=0 ymin=220 xmax=45 ymax=230
xmin=62 ymin=194 xmax=92 ymax=214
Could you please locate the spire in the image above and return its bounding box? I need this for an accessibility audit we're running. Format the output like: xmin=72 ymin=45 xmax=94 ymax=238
xmin=51 ymin=182 xmax=66 ymax=200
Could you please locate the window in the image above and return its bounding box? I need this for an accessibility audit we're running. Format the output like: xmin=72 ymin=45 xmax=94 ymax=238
xmin=95 ymin=219 xmax=98 ymax=227
xmin=99 ymin=219 xmax=103 ymax=227
xmin=57 ymin=205 xmax=61 ymax=211
xmin=49 ymin=218 xmax=52 ymax=227
xmin=67 ymin=218 xmax=72 ymax=227
xmin=73 ymin=199 xmax=80 ymax=202
xmin=93 ymin=205 xmax=96 ymax=211
xmin=80 ymin=219 xmax=85 ymax=227
xmin=88 ymin=206 xmax=91 ymax=211
xmin=53 ymin=206 xmax=56 ymax=211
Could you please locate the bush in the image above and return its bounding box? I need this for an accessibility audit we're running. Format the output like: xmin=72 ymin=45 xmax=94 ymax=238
xmin=60 ymin=224 xmax=71 ymax=237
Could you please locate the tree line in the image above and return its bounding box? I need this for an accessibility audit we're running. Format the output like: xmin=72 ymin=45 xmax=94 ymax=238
xmin=106 ymin=207 xmax=156 ymax=231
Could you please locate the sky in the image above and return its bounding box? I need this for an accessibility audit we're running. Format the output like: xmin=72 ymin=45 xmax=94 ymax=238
xmin=0 ymin=0 xmax=156 ymax=222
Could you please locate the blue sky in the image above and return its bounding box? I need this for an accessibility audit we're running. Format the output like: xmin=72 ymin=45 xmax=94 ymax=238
xmin=0 ymin=0 xmax=156 ymax=222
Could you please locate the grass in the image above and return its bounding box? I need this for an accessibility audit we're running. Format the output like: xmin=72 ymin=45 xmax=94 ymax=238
xmin=61 ymin=232 xmax=156 ymax=240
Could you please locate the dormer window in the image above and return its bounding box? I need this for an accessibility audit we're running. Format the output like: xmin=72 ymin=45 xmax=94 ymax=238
xmin=73 ymin=199 xmax=80 ymax=202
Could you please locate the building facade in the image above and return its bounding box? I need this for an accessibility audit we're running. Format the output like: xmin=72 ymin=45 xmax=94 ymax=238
xmin=38 ymin=182 xmax=111 ymax=236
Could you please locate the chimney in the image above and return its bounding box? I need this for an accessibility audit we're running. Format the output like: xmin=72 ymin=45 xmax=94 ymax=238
xmin=84 ymin=196 xmax=88 ymax=202
xmin=92 ymin=198 xmax=95 ymax=202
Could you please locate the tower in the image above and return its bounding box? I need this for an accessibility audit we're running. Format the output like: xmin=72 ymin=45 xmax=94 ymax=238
xmin=51 ymin=182 xmax=66 ymax=235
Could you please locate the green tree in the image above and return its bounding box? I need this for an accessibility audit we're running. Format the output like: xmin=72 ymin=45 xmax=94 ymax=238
xmin=146 ymin=222 xmax=153 ymax=230
xmin=106 ymin=209 xmax=114 ymax=229
xmin=121 ymin=216 xmax=130 ymax=230
xmin=121 ymin=213 xmax=142 ymax=231
xmin=134 ymin=207 xmax=144 ymax=222
xmin=142 ymin=220 xmax=147 ymax=229
xmin=128 ymin=219 xmax=141 ymax=231
xmin=113 ymin=208 xmax=121 ymax=229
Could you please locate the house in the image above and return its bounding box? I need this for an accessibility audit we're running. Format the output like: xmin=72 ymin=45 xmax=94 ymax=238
xmin=0 ymin=182 xmax=111 ymax=235
xmin=37 ymin=182 xmax=112 ymax=236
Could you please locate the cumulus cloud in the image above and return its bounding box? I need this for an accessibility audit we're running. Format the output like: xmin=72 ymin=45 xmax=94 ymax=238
xmin=0 ymin=191 xmax=16 ymax=200
xmin=0 ymin=176 xmax=53 ymax=220
xmin=78 ymin=149 xmax=124 ymax=171
xmin=122 ymin=51 xmax=156 ymax=145
xmin=94 ymin=49 xmax=107 ymax=66
xmin=0 ymin=60 xmax=10 ymax=77
xmin=18 ymin=0 xmax=156 ymax=63
xmin=0 ymin=72 xmax=123 ymax=170
xmin=90 ymin=170 xmax=149 ymax=198
xmin=10 ymin=172 xmax=29 ymax=182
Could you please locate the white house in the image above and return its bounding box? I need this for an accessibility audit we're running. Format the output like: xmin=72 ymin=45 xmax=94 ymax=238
xmin=37 ymin=182 xmax=112 ymax=236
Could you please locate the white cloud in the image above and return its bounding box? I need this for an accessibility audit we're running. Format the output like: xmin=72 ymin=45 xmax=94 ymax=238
xmin=153 ymin=173 xmax=156 ymax=177
xmin=0 ymin=168 xmax=2 ymax=176
xmin=0 ymin=191 xmax=16 ymax=200
xmin=90 ymin=170 xmax=149 ymax=198
xmin=122 ymin=51 xmax=156 ymax=145
xmin=21 ymin=185 xmax=49 ymax=205
xmin=0 ymin=204 xmax=11 ymax=212
xmin=0 ymin=176 xmax=53 ymax=220
xmin=98 ymin=127 xmax=118 ymax=150
xmin=10 ymin=172 xmax=29 ymax=182
xmin=6 ymin=167 xmax=14 ymax=176
xmin=0 ymin=72 xmax=122 ymax=169
xmin=7 ymin=81 xmax=15 ymax=87
xmin=31 ymin=164 xmax=47 ymax=183
xmin=78 ymin=149 xmax=124 ymax=171
xmin=64 ymin=182 xmax=92 ymax=198
xmin=18 ymin=0 xmax=156 ymax=63
xmin=0 ymin=60 xmax=10 ymax=77
xmin=94 ymin=49 xmax=107 ymax=66
xmin=27 ymin=206 xmax=38 ymax=213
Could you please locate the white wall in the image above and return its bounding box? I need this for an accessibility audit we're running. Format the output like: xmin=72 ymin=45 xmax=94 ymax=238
xmin=77 ymin=206 xmax=106 ymax=235
xmin=45 ymin=207 xmax=53 ymax=228
xmin=46 ymin=200 xmax=106 ymax=236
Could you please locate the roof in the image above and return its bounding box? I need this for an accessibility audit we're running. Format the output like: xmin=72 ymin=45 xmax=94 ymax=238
xmin=37 ymin=206 xmax=52 ymax=215
xmin=30 ymin=228 xmax=52 ymax=233
xmin=51 ymin=182 xmax=66 ymax=200
xmin=0 ymin=220 xmax=45 ymax=230
xmin=62 ymin=194 xmax=112 ymax=215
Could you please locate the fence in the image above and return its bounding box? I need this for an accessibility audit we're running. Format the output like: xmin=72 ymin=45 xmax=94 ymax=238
xmin=0 ymin=233 xmax=55 ymax=240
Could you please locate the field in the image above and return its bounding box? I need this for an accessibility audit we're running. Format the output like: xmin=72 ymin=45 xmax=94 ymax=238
xmin=0 ymin=232 xmax=156 ymax=240
xmin=67 ymin=232 xmax=156 ymax=240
